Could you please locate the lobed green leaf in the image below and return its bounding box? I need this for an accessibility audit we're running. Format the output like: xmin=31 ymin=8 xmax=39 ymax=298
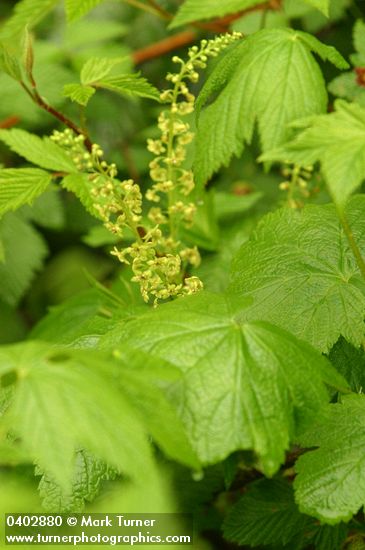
xmin=294 ymin=395 xmax=365 ymax=523
xmin=95 ymin=74 xmax=160 ymax=101
xmin=38 ymin=450 xmax=116 ymax=513
xmin=223 ymin=478 xmax=311 ymax=546
xmin=229 ymin=197 xmax=365 ymax=352
xmin=63 ymin=83 xmax=95 ymax=107
xmin=80 ymin=56 xmax=125 ymax=85
xmin=260 ymin=100 xmax=365 ymax=206
xmin=194 ymin=29 xmax=347 ymax=186
xmin=0 ymin=342 xmax=155 ymax=488
xmin=100 ymin=291 xmax=346 ymax=476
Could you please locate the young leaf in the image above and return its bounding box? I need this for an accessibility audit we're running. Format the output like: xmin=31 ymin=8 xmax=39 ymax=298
xmin=0 ymin=342 xmax=155 ymax=488
xmin=95 ymin=74 xmax=160 ymax=101
xmin=260 ymin=100 xmax=365 ymax=206
xmin=294 ymin=394 xmax=365 ymax=523
xmin=0 ymin=213 xmax=48 ymax=306
xmin=63 ymin=83 xmax=95 ymax=107
xmin=100 ymin=292 xmax=346 ymax=476
xmin=0 ymin=168 xmax=52 ymax=217
xmin=194 ymin=29 xmax=348 ymax=186
xmin=0 ymin=45 xmax=22 ymax=81
xmin=80 ymin=57 xmax=125 ymax=85
xmin=0 ymin=129 xmax=76 ymax=172
xmin=65 ymin=0 xmax=105 ymax=22
xmin=38 ymin=450 xmax=116 ymax=512
xmin=229 ymin=196 xmax=365 ymax=352
xmin=296 ymin=32 xmax=348 ymax=67
xmin=223 ymin=478 xmax=311 ymax=547
xmin=22 ymin=27 xmax=34 ymax=81
xmin=170 ymin=0 xmax=263 ymax=29
xmin=64 ymin=58 xmax=159 ymax=105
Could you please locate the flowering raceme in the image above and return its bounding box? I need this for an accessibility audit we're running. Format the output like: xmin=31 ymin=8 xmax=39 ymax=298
xmin=52 ymin=33 xmax=241 ymax=304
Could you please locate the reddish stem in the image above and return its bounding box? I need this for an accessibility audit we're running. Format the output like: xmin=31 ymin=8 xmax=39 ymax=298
xmin=0 ymin=116 xmax=20 ymax=129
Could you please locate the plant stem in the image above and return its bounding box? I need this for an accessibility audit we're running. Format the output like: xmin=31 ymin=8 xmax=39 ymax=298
xmin=165 ymin=54 xmax=197 ymax=239
xmin=0 ymin=115 xmax=20 ymax=129
xmin=287 ymin=165 xmax=300 ymax=207
xmin=260 ymin=7 xmax=269 ymax=29
xmin=165 ymin=76 xmax=184 ymax=239
xmin=79 ymin=105 xmax=88 ymax=135
xmin=133 ymin=30 xmax=197 ymax=65
xmin=335 ymin=202 xmax=365 ymax=281
xmin=20 ymin=80 xmax=92 ymax=151
xmin=126 ymin=210 xmax=143 ymax=243
xmin=132 ymin=1 xmax=282 ymax=66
